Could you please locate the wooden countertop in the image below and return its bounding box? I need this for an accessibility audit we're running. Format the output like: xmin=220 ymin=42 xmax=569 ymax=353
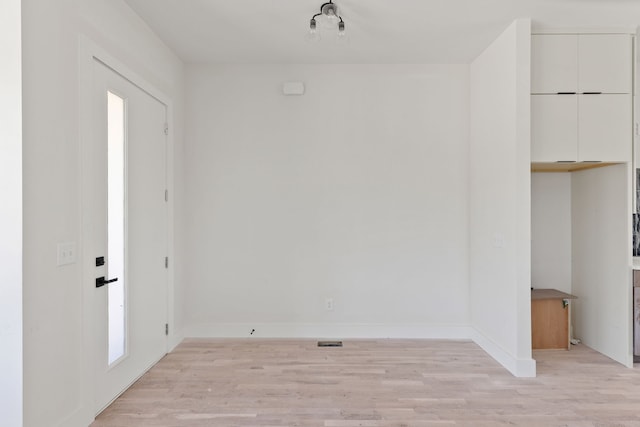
xmin=531 ymin=289 xmax=577 ymax=300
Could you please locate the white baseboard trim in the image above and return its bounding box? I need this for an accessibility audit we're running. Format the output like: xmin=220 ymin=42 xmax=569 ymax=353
xmin=471 ymin=329 xmax=536 ymax=378
xmin=54 ymin=405 xmax=93 ymax=427
xmin=168 ymin=333 xmax=184 ymax=352
xmin=181 ymin=323 xmax=537 ymax=378
xmin=184 ymin=323 xmax=474 ymax=340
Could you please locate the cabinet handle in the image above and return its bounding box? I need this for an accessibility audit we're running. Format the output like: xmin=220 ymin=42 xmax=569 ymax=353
xmin=582 ymin=92 xmax=602 ymax=95
xmin=556 ymin=161 xmax=576 ymax=163
xmin=557 ymin=92 xmax=576 ymax=95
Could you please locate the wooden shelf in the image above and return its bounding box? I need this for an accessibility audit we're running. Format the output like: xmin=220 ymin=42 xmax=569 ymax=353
xmin=532 ymin=288 xmax=577 ymax=300
xmin=531 ymin=162 xmax=620 ymax=173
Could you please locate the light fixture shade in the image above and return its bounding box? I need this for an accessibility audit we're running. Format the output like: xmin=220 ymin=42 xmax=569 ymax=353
xmin=337 ymin=21 xmax=348 ymax=44
xmin=306 ymin=18 xmax=320 ymax=42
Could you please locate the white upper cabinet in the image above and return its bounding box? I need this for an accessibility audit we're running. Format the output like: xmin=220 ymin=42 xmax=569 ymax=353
xmin=578 ymin=34 xmax=632 ymax=94
xmin=578 ymin=94 xmax=632 ymax=162
xmin=531 ymin=33 xmax=633 ymax=163
xmin=531 ymin=34 xmax=632 ymax=95
xmin=531 ymin=95 xmax=578 ymax=162
xmin=532 ymin=35 xmax=578 ymax=94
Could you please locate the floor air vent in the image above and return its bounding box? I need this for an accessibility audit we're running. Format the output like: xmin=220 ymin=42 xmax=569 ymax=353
xmin=317 ymin=341 xmax=343 ymax=347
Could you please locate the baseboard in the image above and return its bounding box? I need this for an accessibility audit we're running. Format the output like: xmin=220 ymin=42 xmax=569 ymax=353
xmin=579 ymin=338 xmax=635 ymax=368
xmin=471 ymin=329 xmax=536 ymax=377
xmin=184 ymin=322 xmax=474 ymax=340
xmin=168 ymin=333 xmax=184 ymax=352
xmin=53 ymin=405 xmax=93 ymax=427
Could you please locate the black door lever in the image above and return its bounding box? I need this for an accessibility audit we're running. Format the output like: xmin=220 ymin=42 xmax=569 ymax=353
xmin=96 ymin=276 xmax=119 ymax=288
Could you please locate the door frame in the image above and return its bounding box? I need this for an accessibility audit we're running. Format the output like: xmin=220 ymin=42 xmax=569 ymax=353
xmin=77 ymin=36 xmax=177 ymax=423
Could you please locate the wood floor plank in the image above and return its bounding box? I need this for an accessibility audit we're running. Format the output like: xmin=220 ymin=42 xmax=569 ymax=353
xmin=92 ymin=339 xmax=640 ymax=426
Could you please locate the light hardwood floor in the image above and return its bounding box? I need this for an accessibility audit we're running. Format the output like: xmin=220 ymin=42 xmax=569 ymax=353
xmin=92 ymin=339 xmax=640 ymax=427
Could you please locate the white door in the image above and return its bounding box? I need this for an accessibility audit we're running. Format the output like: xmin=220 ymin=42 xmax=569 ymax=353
xmin=88 ymin=60 xmax=168 ymax=413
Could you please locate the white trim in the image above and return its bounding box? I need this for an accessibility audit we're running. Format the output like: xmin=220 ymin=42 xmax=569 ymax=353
xmin=185 ymin=323 xmax=474 ymax=340
xmin=80 ymin=36 xmax=173 ymax=106
xmin=168 ymin=334 xmax=185 ymax=352
xmin=78 ymin=35 xmax=176 ymax=425
xmin=95 ymin=352 xmax=166 ymax=417
xmin=0 ymin=1 xmax=23 ymax=426
xmin=471 ymin=329 xmax=537 ymax=378
xmin=53 ymin=407 xmax=85 ymax=427
xmin=532 ymin=27 xmax=637 ymax=35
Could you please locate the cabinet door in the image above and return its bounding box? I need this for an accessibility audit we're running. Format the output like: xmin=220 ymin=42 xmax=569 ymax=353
xmin=531 ymin=95 xmax=578 ymax=162
xmin=578 ymin=94 xmax=632 ymax=162
xmin=578 ymin=34 xmax=632 ymax=94
xmin=531 ymin=35 xmax=578 ymax=94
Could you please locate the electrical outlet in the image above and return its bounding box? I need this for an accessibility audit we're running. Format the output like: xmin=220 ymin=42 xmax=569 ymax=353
xmin=325 ymin=298 xmax=334 ymax=311
xmin=493 ymin=233 xmax=505 ymax=248
xmin=57 ymin=242 xmax=77 ymax=266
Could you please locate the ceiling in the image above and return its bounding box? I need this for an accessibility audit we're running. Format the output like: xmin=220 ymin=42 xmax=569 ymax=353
xmin=124 ymin=0 xmax=640 ymax=64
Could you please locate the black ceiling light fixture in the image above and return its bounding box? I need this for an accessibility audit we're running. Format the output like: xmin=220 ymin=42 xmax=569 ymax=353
xmin=308 ymin=0 xmax=346 ymax=42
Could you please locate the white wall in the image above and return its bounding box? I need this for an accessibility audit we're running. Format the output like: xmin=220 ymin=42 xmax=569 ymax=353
xmin=0 ymin=1 xmax=23 ymax=425
xmin=21 ymin=1 xmax=184 ymax=426
xmin=572 ymin=165 xmax=632 ymax=366
xmin=469 ymin=19 xmax=535 ymax=377
xmin=531 ymin=173 xmax=572 ymax=294
xmin=184 ymin=64 xmax=471 ymax=338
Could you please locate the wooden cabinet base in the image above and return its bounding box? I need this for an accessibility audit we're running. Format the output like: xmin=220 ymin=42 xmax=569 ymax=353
xmin=532 ymin=297 xmax=570 ymax=350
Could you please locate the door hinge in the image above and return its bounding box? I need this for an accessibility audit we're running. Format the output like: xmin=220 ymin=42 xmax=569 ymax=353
xmin=165 ymin=189 xmax=168 ymax=202
xmin=636 ymin=122 xmax=639 ymax=136
xmin=164 ymin=123 xmax=169 ymax=136
xmin=165 ymin=323 xmax=169 ymax=336
xmin=165 ymin=256 xmax=169 ymax=269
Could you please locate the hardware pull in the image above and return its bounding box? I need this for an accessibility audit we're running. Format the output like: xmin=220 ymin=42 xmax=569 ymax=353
xmin=96 ymin=276 xmax=118 ymax=288
xmin=557 ymin=92 xmax=576 ymax=95
xmin=582 ymin=92 xmax=602 ymax=95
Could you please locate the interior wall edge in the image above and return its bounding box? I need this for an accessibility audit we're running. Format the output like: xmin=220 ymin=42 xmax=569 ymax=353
xmin=471 ymin=328 xmax=537 ymax=378
xmin=0 ymin=0 xmax=23 ymax=425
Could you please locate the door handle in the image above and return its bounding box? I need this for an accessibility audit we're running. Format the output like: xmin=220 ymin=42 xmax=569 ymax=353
xmin=96 ymin=276 xmax=119 ymax=288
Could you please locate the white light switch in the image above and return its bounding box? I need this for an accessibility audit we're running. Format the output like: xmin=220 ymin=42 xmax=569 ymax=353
xmin=57 ymin=242 xmax=76 ymax=266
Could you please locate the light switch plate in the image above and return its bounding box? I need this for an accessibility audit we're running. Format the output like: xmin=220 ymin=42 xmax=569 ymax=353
xmin=57 ymin=242 xmax=76 ymax=266
xmin=282 ymin=82 xmax=305 ymax=96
